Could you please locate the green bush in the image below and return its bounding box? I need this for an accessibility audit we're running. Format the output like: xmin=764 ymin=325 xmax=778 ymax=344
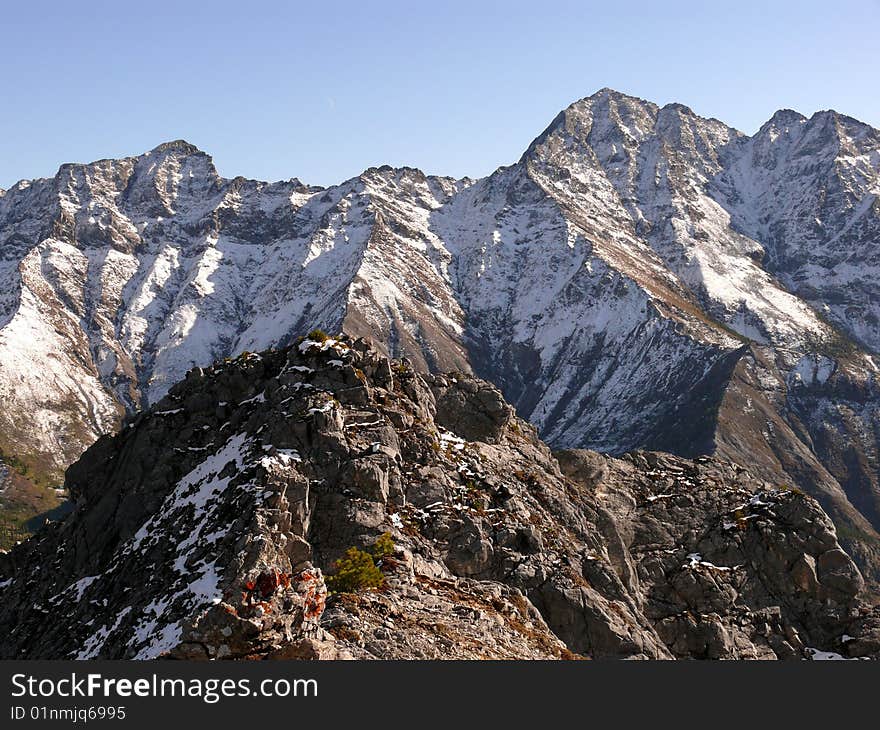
xmin=372 ymin=532 xmax=395 ymax=561
xmin=307 ymin=328 xmax=330 ymax=342
xmin=326 ymin=533 xmax=395 ymax=594
xmin=326 ymin=547 xmax=386 ymax=594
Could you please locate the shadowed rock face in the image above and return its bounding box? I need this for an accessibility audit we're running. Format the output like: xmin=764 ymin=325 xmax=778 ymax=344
xmin=1 ymin=337 xmax=877 ymax=660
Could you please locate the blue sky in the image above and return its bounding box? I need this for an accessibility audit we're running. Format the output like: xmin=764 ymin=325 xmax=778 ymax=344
xmin=2 ymin=0 xmax=878 ymax=188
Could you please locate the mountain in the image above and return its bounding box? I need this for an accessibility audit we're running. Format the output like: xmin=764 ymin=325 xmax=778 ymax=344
xmin=2 ymin=336 xmax=877 ymax=659
xmin=1 ymin=89 xmax=879 ymax=589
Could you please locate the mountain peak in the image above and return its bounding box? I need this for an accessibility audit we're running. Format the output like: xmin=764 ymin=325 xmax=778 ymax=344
xmin=586 ymin=87 xmax=649 ymax=104
xmin=761 ymin=108 xmax=808 ymax=133
xmin=521 ymin=88 xmax=658 ymax=161
xmin=148 ymin=139 xmax=205 ymax=156
xmin=659 ymin=101 xmax=696 ymax=117
xmin=566 ymin=88 xmax=658 ymax=118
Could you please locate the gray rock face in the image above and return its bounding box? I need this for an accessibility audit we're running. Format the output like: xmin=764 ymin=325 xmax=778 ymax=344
xmin=555 ymin=449 xmax=874 ymax=658
xmin=427 ymin=373 xmax=513 ymax=443
xmin=0 ymin=337 xmax=876 ymax=660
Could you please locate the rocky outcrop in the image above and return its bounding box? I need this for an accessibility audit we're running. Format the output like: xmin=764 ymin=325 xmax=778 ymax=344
xmin=0 ymin=336 xmax=876 ymax=659
xmin=556 ymin=450 xmax=874 ymax=658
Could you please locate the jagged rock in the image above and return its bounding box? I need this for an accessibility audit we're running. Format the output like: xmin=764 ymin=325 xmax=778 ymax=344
xmin=816 ymin=549 xmax=864 ymax=596
xmin=0 ymin=337 xmax=876 ymax=659
xmin=428 ymin=374 xmax=513 ymax=443
xmin=443 ymin=516 xmax=494 ymax=576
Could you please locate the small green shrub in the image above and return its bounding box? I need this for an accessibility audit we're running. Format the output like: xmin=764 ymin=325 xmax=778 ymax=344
xmin=307 ymin=328 xmax=330 ymax=342
xmin=326 ymin=533 xmax=395 ymax=594
xmin=371 ymin=532 xmax=395 ymax=561
xmin=326 ymin=547 xmax=384 ymax=594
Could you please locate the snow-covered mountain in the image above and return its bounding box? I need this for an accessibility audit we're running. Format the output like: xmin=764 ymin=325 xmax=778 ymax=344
xmin=1 ymin=89 xmax=879 ymax=584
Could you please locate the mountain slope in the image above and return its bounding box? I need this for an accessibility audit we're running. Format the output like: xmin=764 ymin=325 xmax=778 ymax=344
xmin=1 ymin=91 xmax=879 ymax=586
xmin=2 ymin=336 xmax=878 ymax=659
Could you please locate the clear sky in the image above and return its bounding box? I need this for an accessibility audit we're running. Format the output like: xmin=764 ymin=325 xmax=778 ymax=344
xmin=1 ymin=0 xmax=878 ymax=189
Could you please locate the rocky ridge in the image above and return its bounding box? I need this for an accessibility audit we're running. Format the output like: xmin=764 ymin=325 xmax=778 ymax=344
xmin=1 ymin=336 xmax=877 ymax=660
